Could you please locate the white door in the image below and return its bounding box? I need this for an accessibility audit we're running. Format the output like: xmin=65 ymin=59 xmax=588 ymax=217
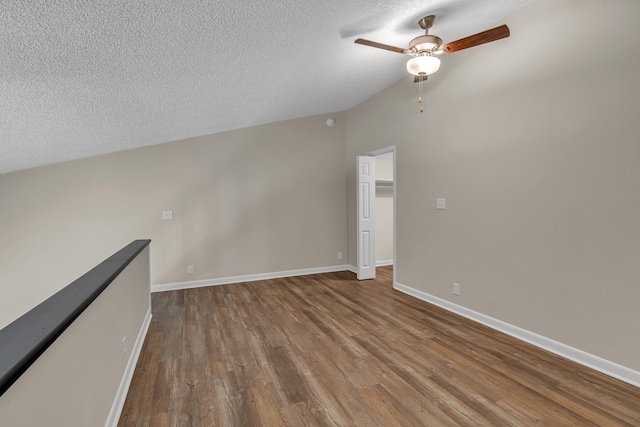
xmin=357 ymin=156 xmax=376 ymax=280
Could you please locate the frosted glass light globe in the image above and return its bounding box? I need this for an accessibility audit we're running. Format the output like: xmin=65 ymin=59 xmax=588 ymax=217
xmin=406 ymin=56 xmax=441 ymax=76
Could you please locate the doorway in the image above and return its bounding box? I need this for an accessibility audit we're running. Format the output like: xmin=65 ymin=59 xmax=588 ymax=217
xmin=356 ymin=146 xmax=396 ymax=286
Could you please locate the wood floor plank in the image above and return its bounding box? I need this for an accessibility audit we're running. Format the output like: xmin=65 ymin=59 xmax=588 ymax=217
xmin=280 ymin=400 xmax=336 ymax=427
xmin=118 ymin=266 xmax=640 ymax=426
xmin=374 ymin=366 xmax=460 ymax=426
xmin=359 ymin=383 xmax=425 ymax=427
xmin=351 ymin=334 xmax=488 ymax=426
xmin=247 ymin=382 xmax=288 ymax=427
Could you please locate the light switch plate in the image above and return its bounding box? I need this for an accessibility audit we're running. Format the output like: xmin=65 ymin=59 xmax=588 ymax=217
xmin=162 ymin=210 xmax=173 ymax=220
xmin=436 ymin=199 xmax=446 ymax=210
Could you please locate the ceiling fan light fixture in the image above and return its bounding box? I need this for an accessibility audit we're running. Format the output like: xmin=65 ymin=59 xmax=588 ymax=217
xmin=406 ymin=55 xmax=441 ymax=76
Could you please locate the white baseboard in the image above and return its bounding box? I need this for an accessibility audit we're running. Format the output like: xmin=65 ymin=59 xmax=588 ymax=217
xmin=104 ymin=307 xmax=153 ymax=427
xmin=394 ymin=282 xmax=640 ymax=389
xmin=345 ymin=264 xmax=392 ymax=273
xmin=152 ymin=265 xmax=352 ymax=293
xmin=345 ymin=263 xmax=393 ymax=273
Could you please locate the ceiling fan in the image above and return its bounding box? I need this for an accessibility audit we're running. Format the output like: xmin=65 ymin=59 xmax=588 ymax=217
xmin=355 ymin=15 xmax=510 ymax=83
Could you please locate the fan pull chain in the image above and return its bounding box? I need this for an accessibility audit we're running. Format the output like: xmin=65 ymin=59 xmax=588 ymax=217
xmin=418 ymin=78 xmax=424 ymax=113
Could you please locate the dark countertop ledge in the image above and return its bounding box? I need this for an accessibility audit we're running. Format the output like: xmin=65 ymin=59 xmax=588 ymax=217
xmin=0 ymin=239 xmax=151 ymax=397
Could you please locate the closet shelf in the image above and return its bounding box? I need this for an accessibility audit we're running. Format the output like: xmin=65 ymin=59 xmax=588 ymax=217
xmin=375 ymin=179 xmax=393 ymax=187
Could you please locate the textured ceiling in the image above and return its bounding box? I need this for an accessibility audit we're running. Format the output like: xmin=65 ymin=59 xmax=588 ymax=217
xmin=0 ymin=0 xmax=531 ymax=174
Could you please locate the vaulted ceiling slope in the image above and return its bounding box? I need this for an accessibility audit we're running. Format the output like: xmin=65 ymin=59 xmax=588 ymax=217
xmin=0 ymin=0 xmax=531 ymax=174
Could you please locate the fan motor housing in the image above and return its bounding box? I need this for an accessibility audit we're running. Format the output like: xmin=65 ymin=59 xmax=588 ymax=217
xmin=409 ymin=35 xmax=442 ymax=53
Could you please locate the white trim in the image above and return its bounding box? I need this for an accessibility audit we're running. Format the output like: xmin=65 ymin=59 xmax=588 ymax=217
xmin=376 ymin=259 xmax=394 ymax=267
xmin=394 ymin=281 xmax=640 ymax=388
xmin=152 ymin=265 xmax=352 ymax=293
xmin=105 ymin=307 xmax=153 ymax=427
xmin=346 ymin=265 xmax=358 ymax=274
xmin=367 ymin=146 xmax=395 ymax=157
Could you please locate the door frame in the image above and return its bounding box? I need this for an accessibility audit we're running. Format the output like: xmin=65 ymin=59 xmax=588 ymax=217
xmin=365 ymin=145 xmax=397 ymax=287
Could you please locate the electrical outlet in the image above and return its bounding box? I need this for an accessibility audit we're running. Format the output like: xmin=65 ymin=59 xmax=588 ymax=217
xmin=338 ymin=252 xmax=343 ymax=260
xmin=187 ymin=265 xmax=195 ymax=275
xmin=453 ymin=283 xmax=461 ymax=296
xmin=162 ymin=210 xmax=173 ymax=220
xmin=436 ymin=199 xmax=446 ymax=210
xmin=122 ymin=336 xmax=127 ymax=360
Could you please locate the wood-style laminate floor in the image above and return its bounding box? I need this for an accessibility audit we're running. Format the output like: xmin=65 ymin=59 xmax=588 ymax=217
xmin=118 ymin=267 xmax=640 ymax=426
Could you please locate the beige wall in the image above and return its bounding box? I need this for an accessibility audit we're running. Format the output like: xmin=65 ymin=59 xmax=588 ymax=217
xmin=347 ymin=0 xmax=640 ymax=370
xmin=0 ymin=113 xmax=347 ymax=328
xmin=375 ymin=154 xmax=393 ymax=181
xmin=0 ymin=246 xmax=150 ymax=427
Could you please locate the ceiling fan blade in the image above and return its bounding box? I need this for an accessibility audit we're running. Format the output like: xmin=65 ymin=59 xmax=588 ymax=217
xmin=354 ymin=38 xmax=408 ymax=54
xmin=441 ymin=25 xmax=510 ymax=54
xmin=414 ymin=75 xmax=428 ymax=83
